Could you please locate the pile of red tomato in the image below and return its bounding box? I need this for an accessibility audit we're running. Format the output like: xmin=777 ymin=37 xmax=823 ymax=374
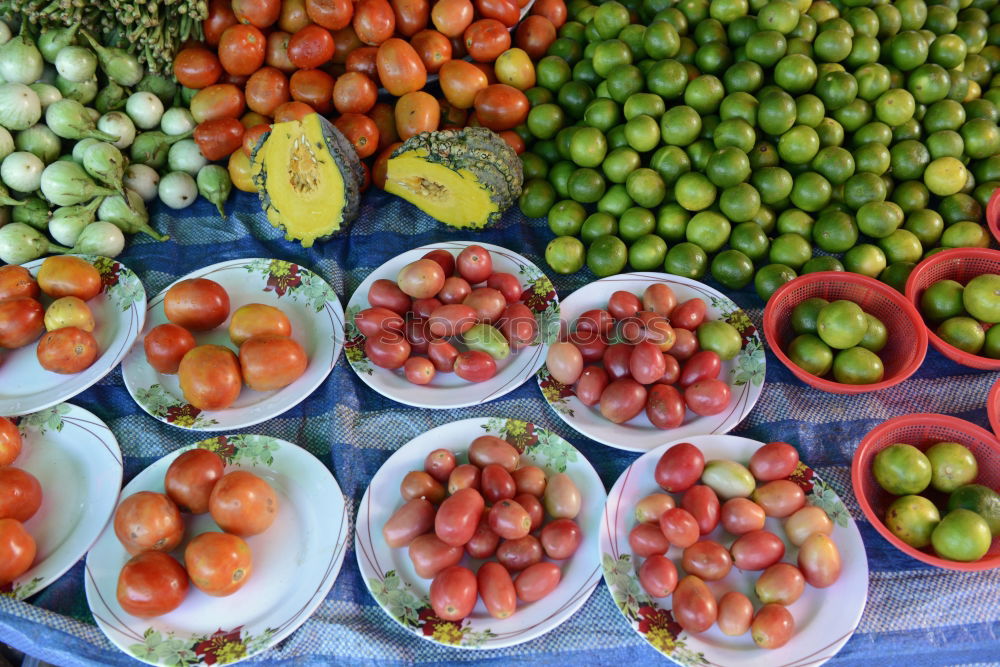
xmin=356 ymin=244 xmax=538 ymax=384
xmin=382 ymin=434 xmax=582 ymax=620
xmin=114 ymin=449 xmax=278 ymax=617
xmin=144 ymin=278 xmax=308 ymax=410
xmin=0 ymin=418 xmax=41 ymax=588
xmin=545 ymin=284 xmax=734 ymax=429
xmin=173 ymin=0 xmax=567 ymax=190
xmin=0 ymin=258 xmax=106 ymax=375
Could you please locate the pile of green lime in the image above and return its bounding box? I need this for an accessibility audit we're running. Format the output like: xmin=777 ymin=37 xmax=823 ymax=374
xmin=786 ymin=296 xmax=888 ymax=383
xmin=919 ymin=272 xmax=1000 ymax=357
xmin=873 ymin=440 xmax=998 ymax=562
xmin=524 ymin=0 xmax=1000 ymax=298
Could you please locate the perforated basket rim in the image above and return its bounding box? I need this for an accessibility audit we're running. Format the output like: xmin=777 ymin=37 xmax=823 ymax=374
xmin=987 ymin=188 xmax=1000 ymax=245
xmin=851 ymin=413 xmax=1000 ymax=572
xmin=763 ymin=271 xmax=929 ymax=394
xmin=990 ymin=378 xmax=1000 ymax=439
xmin=904 ymin=247 xmax=1000 ymax=371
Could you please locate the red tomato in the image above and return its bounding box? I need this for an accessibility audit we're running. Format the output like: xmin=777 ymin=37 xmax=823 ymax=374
xmin=749 ymin=442 xmax=800 ymax=482
xmin=439 ymin=60 xmax=489 ymax=109
xmin=410 ymin=29 xmax=452 ymax=74
xmin=114 ymin=492 xmax=184 ymax=555
xmin=204 ymin=0 xmax=239 ymax=46
xmin=599 ymin=378 xmax=647 ymax=423
xmin=164 ymin=279 xmax=230 ymax=331
xmin=185 ymin=532 xmax=254 ymax=596
xmin=430 ymin=565 xmax=477 ymax=620
xmin=448 ymin=463 xmax=481 ymax=494
xmin=165 ymin=449 xmax=225 ymax=515
xmin=190 ymin=84 xmax=246 ymax=123
xmin=395 ymin=91 xmax=440 ymax=139
xmin=718 ymin=591 xmax=754 ymax=636
xmin=406 ymin=348 xmax=437 ymax=379
xmin=36 ymin=327 xmax=99 ymax=373
xmin=245 ymin=67 xmax=290 ymax=116
xmin=540 ymin=518 xmax=581 ymax=559
xmin=646 ymin=383 xmax=685 ymax=429
xmin=37 ymin=256 xmax=100 ymax=300
xmin=178 ymin=345 xmax=243 ymax=411
xmin=668 ymin=327 xmax=699 ymax=361
xmin=364 ymin=331 xmax=411 ymax=368
xmin=333 ymin=71 xmax=378 ymax=114
xmin=684 ymin=379 xmax=732 ymax=416
xmin=369 ymin=103 xmax=399 ymax=149
xmin=242 ymin=123 xmax=271 ymax=157
xmin=143 ymin=323 xmax=196 ymax=375
xmin=424 ymin=449 xmax=457 ymax=483
xmin=331 ymin=25 xmax=364 ymax=63
xmin=0 ymin=418 xmax=21 ymax=467
xmin=639 ymin=554 xmax=678 ymax=598
xmin=306 ymin=0 xmax=354 ymax=29
xmin=731 ymin=530 xmax=786 ymax=571
xmin=0 ymin=519 xmax=34 ymax=586
xmin=466 ymin=514 xmax=500 ymax=558
xmin=173 ymin=47 xmax=223 ymax=89
xmin=670 ymin=298 xmax=707 ymax=330
xmin=229 ymin=304 xmax=292 ymax=345
xmin=376 ymin=37 xmax=427 ymax=96
xmin=454 ymin=350 xmax=497 ymax=382
xmin=435 ymin=487 xmax=485 ymax=546
xmin=681 ymin=484 xmax=720 ymax=534
xmin=496 ymin=534 xmax=542 ymax=571
xmin=575 ymin=365 xmax=609 ymax=406
xmin=196 ymin=116 xmax=245 ymax=160
xmin=400 ymin=470 xmax=445 ymax=504
xmin=752 ymin=480 xmax=806 ymax=518
xmin=368 ymin=278 xmax=411 ymax=314
xmin=464 ymin=19 xmax=511 ymax=62
xmin=408 ymin=533 xmax=463 ymax=578
xmin=382 ymin=498 xmax=435 ymax=548
xmin=473 ymin=84 xmax=529 ymax=130
xmin=431 ymin=0 xmax=474 ymax=37
xmin=279 ymin=0 xmax=312 ymax=32
xmin=654 ymin=442 xmax=705 ymax=492
xmin=628 ymin=521 xmax=670 ymax=557
xmin=116 ymin=551 xmax=188 ymax=617
xmin=209 ymin=471 xmax=278 ymax=537
xmin=514 ymin=15 xmax=556 ymax=60
xmin=232 ymin=0 xmax=280 ymax=27
xmin=218 ymin=25 xmax=267 ymax=76
xmin=514 ymin=562 xmax=561 ymax=602
xmin=608 ymin=290 xmax=641 ymax=320
xmin=477 ymin=561 xmax=516 ymax=619
xmin=531 ymin=0 xmax=567 ymax=27
xmin=273 ymin=100 xmax=315 ymax=122
xmin=354 ymin=0 xmax=396 ymax=45
xmin=288 ymin=25 xmax=336 ymax=69
xmin=0 ymin=297 xmax=44 ymax=348
xmin=266 ymin=31 xmax=297 ymax=72
xmin=0 ymin=468 xmax=41 ymax=522
xmin=354 ymin=306 xmax=404 ymax=337
xmin=289 ymin=68 xmax=336 ymax=114
xmin=477 ymin=0 xmax=519 ymax=27
xmin=499 ymin=129 xmax=525 ymax=153
xmin=333 ymin=113 xmax=380 ymax=158
xmin=427 ymin=338 xmax=460 ymax=371
xmin=672 ymin=575 xmax=717 ymax=633
xmin=720 ymin=497 xmax=766 ymax=535
xmin=393 ymin=0 xmax=430 ymax=36
xmin=0 ymin=265 xmax=38 ymax=301
xmin=682 ymin=540 xmax=733 ymax=581
xmin=456 ymin=245 xmax=492 ymax=283
xmin=239 ymin=334 xmax=308 ymax=391
xmin=752 ymin=604 xmax=795 ymax=649
xmin=346 ymin=46 xmax=381 ymax=82
xmin=498 ymin=303 xmax=537 ymax=350
xmin=679 ymin=350 xmax=721 ymax=388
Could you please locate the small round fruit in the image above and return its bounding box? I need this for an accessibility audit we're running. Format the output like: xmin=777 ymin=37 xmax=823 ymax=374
xmin=44 ymin=296 xmax=94 ymax=332
xmin=925 ymin=441 xmax=978 ymax=493
xmin=755 ymin=563 xmax=805 ymax=605
xmin=36 ymin=256 xmax=101 ymax=301
xmin=397 ymin=258 xmax=447 ymax=298
xmin=113 ymin=491 xmax=184 ymax=555
xmin=0 ymin=418 xmax=21 ymax=466
xmin=209 ymin=470 xmax=279 ymax=537
xmin=144 ymin=324 xmax=197 ymax=374
xmin=164 ymin=278 xmax=231 ymax=331
xmin=872 ymin=443 xmax=932 ymax=495
xmin=36 ymin=327 xmax=99 ymax=373
xmin=184 ymin=531 xmax=253 ymax=596
xmin=0 ymin=468 xmax=42 ymax=522
xmin=751 ymin=604 xmax=795 ymax=649
xmin=404 ymin=356 xmax=436 ymax=384
xmin=749 ymin=441 xmax=799 ymax=481
xmin=228 ymin=303 xmax=292 ymax=345
xmin=165 ymin=449 xmax=226 ymax=514
xmin=178 ymin=345 xmax=243 ymax=411
xmin=638 ymin=554 xmax=678 ymax=598
xmin=239 ymin=335 xmax=308 ymax=391
xmin=885 ymin=494 xmax=940 ymax=549
xmin=0 ymin=519 xmax=35 ymax=586
xmin=784 ymin=505 xmax=834 ymax=546
xmin=797 ymin=532 xmax=842 ymax=587
xmin=116 ymin=551 xmax=189 ymax=618
xmin=931 ymin=509 xmax=992 ymax=562
xmin=717 ymin=591 xmax=753 ymax=636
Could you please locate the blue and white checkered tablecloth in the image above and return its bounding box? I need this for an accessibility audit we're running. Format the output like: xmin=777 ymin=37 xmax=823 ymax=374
xmin=0 ymin=188 xmax=998 ymax=667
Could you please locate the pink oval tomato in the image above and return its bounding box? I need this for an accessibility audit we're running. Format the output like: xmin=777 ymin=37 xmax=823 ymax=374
xmin=634 ymin=493 xmax=675 ymax=524
xmin=717 ymin=591 xmax=754 ymax=636
xmin=478 ymin=561 xmax=516 ymax=619
xmin=730 ymin=530 xmax=786 ymax=571
xmin=576 ymin=309 xmax=614 ymax=336
xmin=515 ymin=493 xmax=544 ymax=531
xmin=422 ymin=249 xmax=455 ymax=275
xmin=657 ymin=353 xmax=681 ymax=385
xmin=546 ymin=342 xmax=583 ymax=385
xmin=498 ymin=303 xmax=537 ymax=349
xmin=628 ymin=521 xmax=670 ymax=558
xmin=489 ymin=499 xmax=532 ymax=540
xmin=454 ymin=350 xmax=497 ymax=381
xmin=355 ymin=306 xmax=404 ymax=336
xmin=511 ymin=466 xmax=546 ymax=497
xmin=602 ymin=342 xmax=633 ymax=381
xmin=670 ymin=298 xmax=707 ymax=330
xmin=486 ymin=273 xmax=522 ymax=303
xmin=599 ymin=378 xmax=647 ymax=423
xmin=430 ymin=565 xmax=477 ymax=620
xmin=428 ymin=339 xmax=460 ymax=372
xmin=642 ymin=284 xmax=677 ymax=315
xmin=568 ymin=330 xmax=607 ymax=363
xmin=368 ymin=278 xmax=411 ymax=315
xmin=751 ymin=604 xmax=795 ymax=649
xmin=435 ymin=487 xmax=485 ymax=546
xmin=720 ymin=497 xmax=766 ymax=535
xmin=428 ymin=304 xmax=477 ymax=337
xmin=437 ymin=276 xmax=472 ymax=304
xmin=480 ymin=464 xmax=516 ymax=504
xmin=463 ymin=287 xmax=506 ymax=322
xmin=638 ymin=554 xmax=678 ymax=598
xmin=755 ymin=562 xmax=805 ymax=605
xmin=679 ymin=350 xmax=721 ymax=388
xmin=575 ymin=365 xmax=609 ymax=406
xmin=682 ymin=540 xmax=733 ymax=581
xmin=397 ymin=259 xmax=446 ymax=298
xmin=684 ymin=379 xmax=732 ymax=416
xmin=751 ymin=480 xmax=806 ymax=518
xmin=404 ymin=318 xmax=431 ymax=354
xmin=608 ymin=290 xmax=641 ymax=320
xmin=667 ymin=328 xmax=699 ymax=361
xmin=514 ymin=562 xmax=561 ymax=602
xmin=658 ymin=507 xmax=699 ymax=548
xmin=412 ymin=297 xmax=442 ymax=318
xmin=784 ymin=506 xmax=834 ymax=546
xmin=655 ymin=442 xmax=705 ymax=493
xmin=383 ymin=498 xmax=435 ymax=548
xmin=496 ymin=534 xmax=542 ymax=571
xmin=457 ymin=245 xmax=493 ymax=283
xmin=424 ymin=448 xmax=457 ymax=483
xmin=409 ymin=533 xmax=463 ymax=578
xmin=798 ymin=533 xmax=841 ymax=588
xmin=468 ymin=435 xmax=519 ymax=471
xmin=749 ymin=441 xmax=800 ymax=482
xmin=629 ymin=340 xmax=666 ymax=385
xmin=400 ymin=470 xmax=445 ymax=503
xmin=466 ymin=514 xmax=500 ymax=558
xmin=646 ymin=384 xmax=685 ymax=429
xmin=365 ymin=331 xmax=411 ymax=369
xmin=681 ymin=485 xmax=720 ymax=535
xmin=672 ymin=575 xmax=717 ymax=633
xmin=540 ymin=518 xmax=581 ymax=559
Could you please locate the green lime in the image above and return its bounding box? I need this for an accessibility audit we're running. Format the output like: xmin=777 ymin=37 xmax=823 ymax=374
xmin=629 ymin=234 xmax=668 ymax=270
xmin=706 ymin=147 xmax=751 ymax=187
xmin=775 ymin=209 xmax=813 ymax=238
xmin=569 ymin=126 xmax=608 ymax=168
xmin=587 ymin=234 xmax=628 ymax=277
xmin=650 ymin=145 xmax=691 ymax=184
xmin=684 ymin=74 xmax=726 ymax=114
xmin=921 ymin=279 xmax=966 ymax=323
xmin=874 ymin=443 xmax=932 ymax=495
xmin=924 ymin=100 xmax=966 ymax=133
xmin=656 ymin=204 xmax=690 ymax=242
xmin=695 ymin=41 xmax=733 ymax=75
xmin=986 ymin=325 xmax=1000 ymax=359
xmin=746 ymin=30 xmax=788 ymax=67
xmin=661 ymin=105 xmax=703 ymax=145
xmin=730 ymin=221 xmax=771 ymax=262
xmin=758 ymin=1 xmax=800 ymax=34
xmin=686 ymin=210 xmax=731 ymax=253
xmin=813 ymin=211 xmax=859 ymax=253
xmin=581 ymin=212 xmax=618 ymax=244
xmin=545 ymin=236 xmax=586 ymax=274
xmin=892 ymin=181 xmax=931 ymax=214
xmin=834 ymin=98 xmax=874 ymax=133
xmin=791 ymin=297 xmax=830 ymax=335
xmin=626 ymin=168 xmax=666 ymax=208
xmin=720 ymin=92 xmax=759 ymax=125
xmin=618 ymin=207 xmax=656 ymax=242
xmin=697 ymin=320 xmax=743 ymax=360
xmin=568 ymin=167 xmax=606 ymax=203
xmin=885 ymin=495 xmax=941 ymax=549
xmin=812 ymin=146 xmax=856 ymax=184
xmin=857 ymin=201 xmax=904 ymax=238
xmin=859 ymin=313 xmax=888 ymax=352
xmin=594 ymin=1 xmax=631 ymax=39
xmin=519 ymin=179 xmax=557 ymax=218
xmin=521 ymin=152 xmax=548 ymax=181
xmin=537 ymin=56 xmax=573 ymax=91
xmin=948 ymin=484 xmax=1000 ymax=536
xmin=852 ymin=119 xmax=893 ymax=145
xmin=619 ymin=24 xmax=647 ymax=60
xmin=714 ymin=118 xmax=757 ymax=152
xmin=602 ymin=147 xmax=641 ymax=183
xmin=939 ymin=194 xmax=982 ymax=226
xmin=844 ymin=244 xmax=887 ymax=278
xmin=755 ymin=263 xmax=797 ymax=300
xmin=597 ymin=184 xmax=634 ymax=217
xmin=548 ymin=161 xmax=576 ymax=199
xmin=592 ymin=41 xmax=632 ymax=79
xmin=646 ymin=59 xmax=689 ymax=99
xmin=584 ymin=98 xmax=622 ymax=132
xmin=534 ymin=139 xmax=560 ymax=165
xmin=876 ymin=88 xmax=916 ymax=126
xmin=890 ymin=30 xmax=929 ymax=71
xmin=758 ymin=89 xmax=798 ymax=135
xmin=788 ymin=333 xmax=834 ymax=376
xmin=932 ymin=509 xmax=992 ymax=562
xmin=559 ymin=81 xmax=596 ymax=119
xmin=904 ymin=209 xmax=945 ymax=247
xmin=556 ymin=126 xmax=579 ymax=160
xmin=878 ymin=261 xmax=912 ymax=293
xmin=710 ymin=248 xmax=755 ymax=289
xmin=908 ymin=63 xmax=951 ymax=104
xmin=814 ymin=29 xmax=853 ymax=63
xmin=774 ymin=53 xmax=819 ymax=93
xmin=624 ymin=93 xmax=666 ymax=120
xmin=924 ymin=156 xmax=968 ymax=196
xmin=644 ymin=20 xmax=682 ymax=59
xmin=937 ymin=316 xmax=986 ymax=354
xmin=833 ymin=346 xmax=885 ymax=384
xmin=963 ymin=274 xmax=1000 ymax=323
xmin=941 ymin=221 xmax=991 ymax=249
xmin=794 ymin=93 xmax=824 ymax=128
xmin=769 ymin=232 xmax=812 ymax=270
xmin=817 ymin=300 xmax=869 ymax=350
xmin=856 ymin=63 xmax=893 ymax=101
xmin=929 ymin=33 xmax=968 ymax=69
xmin=878 ymin=228 xmax=924 ymax=264
xmin=548 ymin=200 xmax=587 ymax=236
xmin=815 ymin=116 xmax=845 ymax=147
xmin=961 ymin=118 xmax=1000 ymax=159
xmin=723 ymin=60 xmax=764 ymax=93
xmin=926 ymin=442 xmax=979 ymax=494
xmin=675 ymin=171 xmax=717 ymax=211
xmin=790 ymin=171 xmax=832 ymax=212
xmin=802 ymin=256 xmax=845 ymax=273
xmin=778 ymin=125 xmax=821 ymax=164
xmin=548 ymin=38 xmax=583 ymax=66
xmin=624 ymin=114 xmax=661 ymax=152
xmin=752 ymin=167 xmax=794 ymax=205
xmin=815 ymin=70 xmax=860 ymax=111
xmin=664 ymin=241 xmax=709 ymax=278
xmin=606 ymin=64 xmax=645 ymax=104
xmin=719 ymin=183 xmax=761 ymax=222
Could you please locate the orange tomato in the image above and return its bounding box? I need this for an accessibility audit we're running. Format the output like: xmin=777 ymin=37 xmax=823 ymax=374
xmin=514 ymin=15 xmax=556 ymax=60
xmin=0 ymin=265 xmax=39 ymax=301
xmin=116 ymin=551 xmax=188 ymax=617
xmin=241 ymin=111 xmax=268 ymax=128
xmin=209 ymin=471 xmax=279 ymax=537
xmin=0 ymin=519 xmax=35 ymax=586
xmin=439 ymin=60 xmax=489 ymax=109
xmin=331 ymin=26 xmax=364 ymax=63
xmin=190 ymin=83 xmax=246 ymax=123
xmin=334 ymin=113 xmax=380 ymax=158
xmin=0 ymin=468 xmax=42 ymax=522
xmin=439 ymin=98 xmax=468 ymax=127
xmin=194 ymin=118 xmax=245 ymax=161
xmin=229 ymin=304 xmax=292 ymax=346
xmin=395 ymin=90 xmax=440 ymax=139
xmin=113 ymin=491 xmax=185 ymax=556
xmin=144 ymin=323 xmax=197 ymax=375
xmin=393 ymin=0 xmax=430 ymax=37
xmin=239 ymin=334 xmax=308 ymax=391
xmin=531 ymin=0 xmax=567 ymax=28
xmin=306 ymin=0 xmax=354 ymax=30
xmin=218 ymin=24 xmax=267 ymax=76
xmin=36 ymin=327 xmax=99 ymax=373
xmin=165 ymin=449 xmax=225 ymax=515
xmin=279 ymin=0 xmax=312 ymax=32
xmin=369 ymin=102 xmax=400 ymax=149
xmin=431 ymin=0 xmax=474 ymax=37
xmin=289 ymin=69 xmax=336 ymax=114
xmin=353 ymin=0 xmax=396 ymax=45
xmin=178 ymin=345 xmax=243 ymax=411
xmin=333 ymin=71 xmax=378 ymax=114
xmin=204 ymin=0 xmax=239 ymax=46
xmin=232 ymin=0 xmax=280 ymax=27
xmin=245 ymin=67 xmax=290 ymax=117
xmin=0 ymin=417 xmax=21 ymax=467
xmin=37 ymin=256 xmax=101 ymax=301
xmin=173 ymin=47 xmax=223 ymax=89
xmin=410 ymin=29 xmax=452 ymax=74
xmin=474 ymin=83 xmax=529 ymax=130
xmin=495 ymin=47 xmax=535 ymax=89
xmin=0 ymin=298 xmax=44 ymax=349
xmin=265 ymin=31 xmax=297 ymax=72
xmin=345 ymin=45 xmax=380 ymax=82
xmin=288 ymin=24 xmax=336 ymax=69
xmin=228 ymin=150 xmax=257 ymax=192
xmin=476 ymin=0 xmax=520 ymax=27
xmin=185 ymin=532 xmax=254 ymax=596
xmin=464 ymin=19 xmax=511 ymax=63
xmin=500 ymin=129 xmax=525 ymax=154
xmin=372 ymin=141 xmax=402 ymax=189
xmin=377 ymin=38 xmax=427 ymax=96
xmin=242 ymin=123 xmax=271 ymax=157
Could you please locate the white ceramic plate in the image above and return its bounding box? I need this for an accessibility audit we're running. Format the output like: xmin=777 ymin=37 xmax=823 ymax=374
xmin=356 ymin=417 xmax=605 ymax=649
xmin=3 ymin=403 xmax=122 ymax=599
xmin=121 ymin=258 xmax=344 ymax=431
xmin=0 ymin=255 xmax=146 ymax=416
xmin=537 ymin=273 xmax=765 ymax=452
xmin=345 ymin=242 xmax=560 ymax=409
xmin=85 ymin=434 xmax=349 ymax=667
xmin=600 ymin=435 xmax=868 ymax=666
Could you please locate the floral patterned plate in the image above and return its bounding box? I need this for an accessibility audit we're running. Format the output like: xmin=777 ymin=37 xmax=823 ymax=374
xmin=121 ymin=258 xmax=344 ymax=431
xmin=0 ymin=255 xmax=146 ymax=416
xmin=356 ymin=417 xmax=605 ymax=648
xmin=85 ymin=434 xmax=349 ymax=667
xmin=345 ymin=242 xmax=560 ymax=409
xmin=601 ymin=435 xmax=868 ymax=666
xmin=537 ymin=272 xmax=765 ymax=452
xmin=1 ymin=403 xmax=122 ymax=600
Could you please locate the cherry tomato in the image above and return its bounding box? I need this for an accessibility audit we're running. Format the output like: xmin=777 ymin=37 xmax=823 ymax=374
xmin=435 ymin=487 xmax=485 ymax=547
xmin=599 ymin=342 xmax=629 ymax=381
xmin=681 ymin=484 xmax=720 ymax=535
xmin=498 ymin=303 xmax=537 ymax=350
xmin=364 ymin=331 xmax=411 ymax=369
xmin=288 ymin=25 xmax=336 ymax=69
xmin=116 ymin=551 xmax=188 ymax=617
xmin=393 ymin=0 xmax=430 ymax=36
xmin=409 ymin=533 xmax=463 ymax=578
xmin=334 ymin=112 xmax=379 ymax=158
xmin=679 ymin=350 xmax=721 ymax=388
xmin=531 ymin=0 xmax=567 ymax=28
xmin=454 ymin=245 xmax=490 ymax=283
xmin=0 ymin=266 xmax=38 ymax=301
xmin=0 ymin=298 xmax=44 ymax=349
xmin=511 ymin=466 xmax=546 ymax=497
xmin=431 ymin=0 xmax=474 ymax=37
xmin=600 ymin=378 xmax=647 ymax=424
xmin=0 ymin=519 xmax=34 ymax=586
xmin=228 ymin=149 xmax=256 ymax=192
xmin=233 ymin=0 xmax=280 ymax=27
xmin=515 ymin=562 xmax=561 ymax=602
xmin=671 ymin=298 xmax=707 ymax=330
xmin=546 ymin=341 xmax=583 ymax=385
xmin=608 ymin=291 xmax=641 ymax=320
xmin=410 ymin=29 xmax=452 ymax=74
xmin=447 ymin=463 xmax=481 ymax=495
xmin=540 ymin=518 xmax=581 ymax=559
xmin=721 ymin=497 xmax=766 ymax=535
xmin=646 ymin=383 xmax=685 ymax=429
xmin=751 ymin=604 xmax=795 ymax=649
xmin=0 ymin=418 xmax=21 ymax=467
xmin=405 ymin=321 xmax=434 ymax=357
xmin=634 ymin=493 xmax=675 ymax=524
xmin=684 ymin=379 xmax=732 ymax=417
xmin=194 ymin=117 xmax=245 ymax=161
xmin=749 ymin=441 xmax=800 ymax=482
xmin=218 ymin=25 xmax=267 ymax=76
xmin=798 ymin=533 xmax=842 ymax=588
xmin=469 ymin=435 xmax=519 ymax=471
xmin=628 ymin=340 xmax=666 ymax=385
xmin=273 ymin=100 xmax=315 ymax=122
xmin=478 ymin=561 xmax=516 ymax=619
xmin=571 ymin=365 xmax=606 ymax=406
xmin=657 ymin=353 xmax=681 ymax=384
xmin=242 ymin=123 xmax=271 ymax=157
xmin=463 ymin=287 xmax=505 ymax=322
xmin=114 ymin=492 xmax=184 ymax=555
xmin=306 ymin=0 xmax=354 ymax=29
xmin=143 ymin=324 xmax=196 ymax=375
xmin=500 ymin=129 xmax=526 ymax=153
xmin=430 ymin=565 xmax=477 ymax=620
xmin=36 ymin=327 xmax=98 ymax=373
xmin=383 ymin=497 xmax=434 ymax=548
xmin=178 ymin=345 xmax=242 ymax=411
xmin=477 ymin=0 xmax=519 ymax=27
xmin=668 ymin=327 xmax=699 ymax=361
xmin=289 ymin=68 xmax=335 ymax=114
xmin=455 ymin=348 xmax=497 ymax=381
xmin=438 ymin=276 xmax=471 ymax=304
xmin=657 ymin=507 xmax=698 ymax=548
xmin=439 ymin=60 xmax=488 ymax=109
xmin=368 ymin=278 xmax=411 ymax=315
xmin=0 ymin=468 xmax=41 ymax=522
xmin=673 ymin=575 xmax=717 ymax=633
xmin=400 ymin=470 xmax=445 ymax=503
xmin=355 ymin=307 xmax=404 ymax=337
xmin=354 ymin=0 xmax=396 ymax=44
xmin=464 ymin=19 xmax=511 ymax=62
xmin=514 ymin=15 xmax=556 ymax=59
xmin=731 ymin=530 xmax=786 ymax=571
xmin=244 ymin=67 xmax=289 ymax=117
xmin=489 ymin=499 xmax=532 ymax=540
xmin=376 ymin=37 xmax=427 ymax=96
xmin=717 ymin=591 xmax=754 ymax=636
xmin=654 ymin=442 xmax=704 ymax=492
xmin=183 ymin=531 xmax=253 ymax=597
xmin=752 ymin=480 xmax=806 ymax=518
xmin=173 ymin=48 xmax=223 ymax=89
xmin=266 ymin=31 xmax=297 ymax=72
xmin=474 ymin=83 xmax=529 ymax=130
xmin=427 ymin=304 xmax=477 ymax=337
xmin=481 ymin=464 xmax=516 ymax=503
xmin=190 ymin=83 xmax=246 ymax=123
xmin=209 ymin=470 xmax=278 ymax=537
xmin=204 ymin=0 xmax=239 ymax=46
xmin=427 ymin=338 xmax=460 ymax=371
xmin=424 ymin=449 xmax=456 ymax=483
xmin=639 ymin=554 xmax=678 ymax=598
xmin=542 ymin=472 xmax=580 ymax=519
xmin=784 ymin=505 xmax=834 ymax=547
xmin=628 ymin=521 xmax=669 ymax=558
xmin=755 ymin=562 xmax=805 ymax=606
xmin=164 ymin=278 xmax=230 ymax=331
xmin=497 ymin=535 xmax=543 ymax=571
xmin=333 ymin=71 xmax=378 ymax=114
xmin=279 ymin=0 xmax=312 ymax=32
xmin=682 ymin=540 xmax=733 ymax=581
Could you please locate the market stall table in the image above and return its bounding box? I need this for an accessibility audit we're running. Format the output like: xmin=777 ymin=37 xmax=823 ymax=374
xmin=1 ymin=189 xmax=998 ymax=666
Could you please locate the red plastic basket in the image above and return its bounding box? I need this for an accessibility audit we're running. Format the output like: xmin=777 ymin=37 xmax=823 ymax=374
xmin=986 ymin=187 xmax=1000 ymax=244
xmin=763 ymin=271 xmax=928 ymax=394
xmin=851 ymin=413 xmax=1000 ymax=571
xmin=903 ymin=247 xmax=1000 ymax=371
xmin=990 ymin=378 xmax=1000 ymax=439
